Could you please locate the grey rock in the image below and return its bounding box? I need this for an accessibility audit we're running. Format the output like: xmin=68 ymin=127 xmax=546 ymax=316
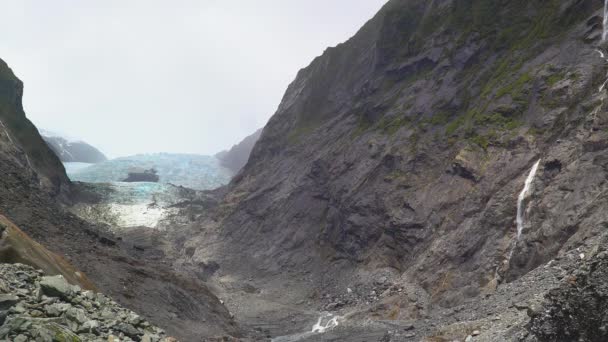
xmin=13 ymin=334 xmax=28 ymax=342
xmin=66 ymin=307 xmax=88 ymax=324
xmin=115 ymin=322 xmax=141 ymax=338
xmin=39 ymin=275 xmax=72 ymax=300
xmin=78 ymin=319 xmax=100 ymax=334
xmin=0 ymin=294 xmax=19 ymax=310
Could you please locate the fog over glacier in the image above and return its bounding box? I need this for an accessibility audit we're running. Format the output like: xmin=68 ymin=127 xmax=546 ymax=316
xmin=0 ymin=0 xmax=387 ymax=158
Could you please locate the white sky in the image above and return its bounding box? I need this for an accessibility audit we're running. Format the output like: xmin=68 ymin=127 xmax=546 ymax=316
xmin=0 ymin=0 xmax=387 ymax=158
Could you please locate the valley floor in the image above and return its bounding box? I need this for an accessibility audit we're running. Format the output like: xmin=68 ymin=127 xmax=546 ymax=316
xmin=67 ymin=180 xmax=604 ymax=342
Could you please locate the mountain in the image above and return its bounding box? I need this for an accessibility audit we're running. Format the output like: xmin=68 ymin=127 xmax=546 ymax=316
xmin=5 ymin=0 xmax=608 ymax=340
xmin=155 ymin=0 xmax=608 ymax=340
xmin=215 ymin=128 xmax=263 ymax=174
xmin=0 ymin=58 xmax=240 ymax=340
xmin=40 ymin=130 xmax=108 ymax=163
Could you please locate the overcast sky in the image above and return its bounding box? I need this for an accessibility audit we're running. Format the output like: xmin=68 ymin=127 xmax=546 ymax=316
xmin=1 ymin=0 xmax=387 ymax=158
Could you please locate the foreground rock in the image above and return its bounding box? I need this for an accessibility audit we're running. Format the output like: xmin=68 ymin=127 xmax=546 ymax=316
xmin=0 ymin=263 xmax=173 ymax=342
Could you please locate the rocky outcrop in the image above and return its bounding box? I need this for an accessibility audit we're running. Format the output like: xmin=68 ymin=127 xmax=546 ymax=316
xmin=122 ymin=168 xmax=160 ymax=183
xmin=41 ymin=132 xmax=107 ymax=164
xmin=215 ymin=128 xmax=262 ymax=174
xmin=0 ymin=263 xmax=172 ymax=342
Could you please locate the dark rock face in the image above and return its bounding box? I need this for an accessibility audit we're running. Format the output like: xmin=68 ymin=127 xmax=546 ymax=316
xmin=41 ymin=134 xmax=107 ymax=163
xmin=0 ymin=58 xmax=69 ymax=196
xmin=215 ymin=128 xmax=262 ymax=174
xmin=122 ymin=168 xmax=160 ymax=182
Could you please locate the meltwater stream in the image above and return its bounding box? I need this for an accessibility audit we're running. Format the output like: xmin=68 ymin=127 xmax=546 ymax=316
xmin=271 ymin=313 xmax=343 ymax=342
xmin=311 ymin=313 xmax=342 ymax=333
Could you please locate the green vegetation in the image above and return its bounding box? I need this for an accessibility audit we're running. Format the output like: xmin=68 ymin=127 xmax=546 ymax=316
xmin=546 ymin=72 xmax=566 ymax=87
xmin=496 ymin=72 xmax=532 ymax=101
xmin=377 ymin=115 xmax=411 ymax=136
xmin=468 ymin=134 xmax=489 ymax=150
xmin=426 ymin=111 xmax=451 ymax=126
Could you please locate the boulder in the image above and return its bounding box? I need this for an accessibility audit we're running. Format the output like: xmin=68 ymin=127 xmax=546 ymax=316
xmin=39 ymin=275 xmax=72 ymax=300
xmin=0 ymin=294 xmax=19 ymax=310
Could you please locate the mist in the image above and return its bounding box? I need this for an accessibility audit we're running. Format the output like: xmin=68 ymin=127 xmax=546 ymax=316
xmin=0 ymin=0 xmax=387 ymax=158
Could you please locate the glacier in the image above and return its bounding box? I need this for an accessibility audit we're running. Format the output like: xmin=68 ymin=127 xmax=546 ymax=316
xmin=65 ymin=153 xmax=233 ymax=230
xmin=64 ymin=153 xmax=233 ymax=190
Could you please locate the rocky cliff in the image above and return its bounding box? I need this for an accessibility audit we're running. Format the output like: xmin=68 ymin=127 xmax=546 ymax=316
xmin=0 ymin=59 xmax=69 ymax=196
xmin=164 ymin=0 xmax=608 ymax=340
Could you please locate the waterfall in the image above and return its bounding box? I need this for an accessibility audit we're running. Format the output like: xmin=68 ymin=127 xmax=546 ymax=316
xmin=515 ymin=160 xmax=541 ymax=239
xmin=602 ymin=0 xmax=608 ymax=42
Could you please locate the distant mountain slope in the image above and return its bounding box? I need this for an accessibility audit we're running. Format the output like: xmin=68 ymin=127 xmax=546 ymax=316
xmin=67 ymin=153 xmax=232 ymax=190
xmin=216 ymin=128 xmax=262 ymax=174
xmin=40 ymin=130 xmax=107 ymax=163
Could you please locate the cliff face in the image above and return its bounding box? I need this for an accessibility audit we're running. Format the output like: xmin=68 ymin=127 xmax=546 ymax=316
xmin=184 ymin=0 xmax=608 ymax=311
xmin=0 ymin=59 xmax=69 ymax=196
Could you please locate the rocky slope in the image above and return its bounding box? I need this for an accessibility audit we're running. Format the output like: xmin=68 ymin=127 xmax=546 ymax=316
xmin=0 ymin=215 xmax=95 ymax=290
xmin=0 ymin=263 xmax=172 ymax=341
xmin=216 ymin=128 xmax=263 ymax=174
xmin=148 ymin=0 xmax=608 ymax=340
xmin=41 ymin=130 xmax=108 ymax=164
